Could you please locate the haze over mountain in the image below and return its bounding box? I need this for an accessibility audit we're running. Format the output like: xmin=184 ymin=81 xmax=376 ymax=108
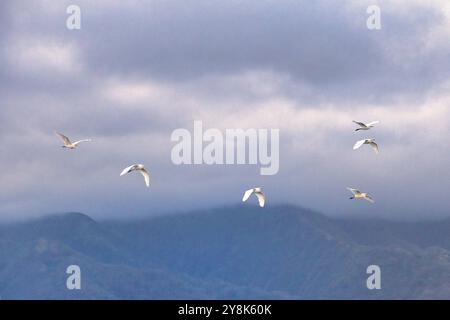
xmin=1 ymin=205 xmax=450 ymax=300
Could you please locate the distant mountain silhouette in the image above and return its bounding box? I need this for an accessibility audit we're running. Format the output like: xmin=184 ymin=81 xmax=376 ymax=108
xmin=1 ymin=205 xmax=450 ymax=299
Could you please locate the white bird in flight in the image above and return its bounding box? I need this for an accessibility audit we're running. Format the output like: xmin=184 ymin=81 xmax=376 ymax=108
xmin=347 ymin=187 xmax=375 ymax=203
xmin=56 ymin=132 xmax=92 ymax=149
xmin=242 ymin=187 xmax=265 ymax=207
xmin=353 ymin=120 xmax=379 ymax=131
xmin=353 ymin=139 xmax=379 ymax=154
xmin=120 ymin=164 xmax=150 ymax=187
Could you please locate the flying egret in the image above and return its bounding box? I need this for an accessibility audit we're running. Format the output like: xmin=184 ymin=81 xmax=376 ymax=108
xmin=56 ymin=132 xmax=92 ymax=149
xmin=242 ymin=188 xmax=265 ymax=207
xmin=353 ymin=139 xmax=379 ymax=154
xmin=353 ymin=120 xmax=379 ymax=131
xmin=347 ymin=187 xmax=375 ymax=203
xmin=120 ymin=164 xmax=150 ymax=187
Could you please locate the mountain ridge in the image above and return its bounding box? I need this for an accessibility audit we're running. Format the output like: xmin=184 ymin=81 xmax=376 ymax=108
xmin=1 ymin=205 xmax=450 ymax=299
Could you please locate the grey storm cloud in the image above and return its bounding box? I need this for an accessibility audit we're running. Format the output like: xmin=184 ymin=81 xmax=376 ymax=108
xmin=0 ymin=0 xmax=449 ymax=221
xmin=5 ymin=0 xmax=450 ymax=101
xmin=81 ymin=1 xmax=446 ymax=90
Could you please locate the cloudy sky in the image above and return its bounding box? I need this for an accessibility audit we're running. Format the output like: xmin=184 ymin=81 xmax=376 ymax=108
xmin=0 ymin=0 xmax=449 ymax=221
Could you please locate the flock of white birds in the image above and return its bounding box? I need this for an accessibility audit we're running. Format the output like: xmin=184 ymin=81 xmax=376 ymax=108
xmin=348 ymin=120 xmax=380 ymax=204
xmin=56 ymin=132 xmax=150 ymax=187
xmin=241 ymin=120 xmax=381 ymax=207
xmin=56 ymin=120 xmax=380 ymax=209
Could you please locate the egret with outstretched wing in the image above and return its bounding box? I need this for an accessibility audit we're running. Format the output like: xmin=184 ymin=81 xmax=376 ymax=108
xmin=56 ymin=132 xmax=92 ymax=149
xmin=353 ymin=139 xmax=379 ymax=154
xmin=347 ymin=187 xmax=375 ymax=203
xmin=242 ymin=188 xmax=265 ymax=207
xmin=353 ymin=120 xmax=379 ymax=131
xmin=120 ymin=164 xmax=150 ymax=187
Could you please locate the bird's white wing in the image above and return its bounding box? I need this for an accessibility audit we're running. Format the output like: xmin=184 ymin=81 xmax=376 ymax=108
xmin=242 ymin=189 xmax=254 ymax=202
xmin=120 ymin=165 xmax=136 ymax=176
xmin=139 ymin=168 xmax=150 ymax=187
xmin=369 ymin=141 xmax=379 ymax=154
xmin=73 ymin=139 xmax=92 ymax=146
xmin=56 ymin=132 xmax=71 ymax=145
xmin=255 ymin=191 xmax=265 ymax=207
xmin=352 ymin=121 xmax=367 ymax=128
xmin=366 ymin=121 xmax=379 ymax=127
xmin=364 ymin=194 xmax=375 ymax=203
xmin=347 ymin=187 xmax=361 ymax=195
xmin=353 ymin=139 xmax=366 ymax=150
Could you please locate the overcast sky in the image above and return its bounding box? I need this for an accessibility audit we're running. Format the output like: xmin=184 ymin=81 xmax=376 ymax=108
xmin=0 ymin=0 xmax=449 ymax=221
